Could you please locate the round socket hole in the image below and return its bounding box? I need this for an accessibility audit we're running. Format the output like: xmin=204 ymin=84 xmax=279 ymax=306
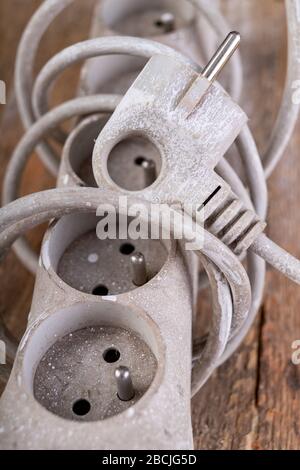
xmin=92 ymin=284 xmax=109 ymax=296
xmin=103 ymin=347 xmax=120 ymax=363
xmin=107 ymin=136 xmax=161 ymax=191
xmin=33 ymin=315 xmax=160 ymax=421
xmin=119 ymin=243 xmax=135 ymax=255
xmin=55 ymin=214 xmax=169 ymax=295
xmin=72 ymin=399 xmax=91 ymax=416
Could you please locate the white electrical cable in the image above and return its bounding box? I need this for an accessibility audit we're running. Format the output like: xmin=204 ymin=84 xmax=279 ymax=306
xmin=14 ymin=0 xmax=241 ymax=174
xmin=251 ymin=233 xmax=300 ymax=285
xmin=2 ymin=95 xmax=121 ymax=273
xmin=15 ymin=0 xmax=75 ymax=175
xmin=263 ymin=0 xmax=300 ymax=178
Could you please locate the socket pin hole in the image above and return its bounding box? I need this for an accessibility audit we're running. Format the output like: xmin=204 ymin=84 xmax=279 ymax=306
xmin=154 ymin=13 xmax=175 ymax=31
xmin=135 ymin=156 xmax=147 ymax=166
xmin=120 ymin=243 xmax=135 ymax=255
xmin=92 ymin=284 xmax=109 ymax=296
xmin=155 ymin=20 xmax=164 ymax=28
xmin=72 ymin=399 xmax=91 ymax=416
xmin=103 ymin=347 xmax=120 ymax=363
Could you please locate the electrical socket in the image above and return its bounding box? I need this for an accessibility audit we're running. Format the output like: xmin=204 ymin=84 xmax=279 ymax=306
xmin=34 ymin=323 xmax=157 ymax=422
xmin=80 ymin=0 xmax=202 ymax=96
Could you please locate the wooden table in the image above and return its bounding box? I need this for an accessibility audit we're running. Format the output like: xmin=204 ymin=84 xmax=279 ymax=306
xmin=1 ymin=0 xmax=300 ymax=450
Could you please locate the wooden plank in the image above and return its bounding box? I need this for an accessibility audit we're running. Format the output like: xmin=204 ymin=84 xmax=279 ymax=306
xmin=193 ymin=0 xmax=300 ymax=450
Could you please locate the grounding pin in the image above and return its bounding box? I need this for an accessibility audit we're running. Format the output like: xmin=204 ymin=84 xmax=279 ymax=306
xmin=156 ymin=12 xmax=175 ymax=33
xmin=130 ymin=252 xmax=148 ymax=287
xmin=115 ymin=366 xmax=135 ymax=401
xmin=142 ymin=158 xmax=157 ymax=187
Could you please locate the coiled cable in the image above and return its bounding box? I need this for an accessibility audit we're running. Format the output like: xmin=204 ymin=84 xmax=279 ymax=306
xmin=1 ymin=0 xmax=300 ymax=393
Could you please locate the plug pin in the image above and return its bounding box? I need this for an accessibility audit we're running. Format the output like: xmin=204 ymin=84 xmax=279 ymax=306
xmin=202 ymin=31 xmax=241 ymax=83
xmin=142 ymin=159 xmax=157 ymax=187
xmin=130 ymin=252 xmax=148 ymax=286
xmin=115 ymin=366 xmax=135 ymax=401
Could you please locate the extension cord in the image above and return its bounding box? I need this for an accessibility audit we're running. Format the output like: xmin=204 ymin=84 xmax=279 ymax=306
xmin=1 ymin=0 xmax=300 ymax=451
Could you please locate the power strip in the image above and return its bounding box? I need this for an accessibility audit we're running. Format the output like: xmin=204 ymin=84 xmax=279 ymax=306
xmin=0 ymin=0 xmax=300 ymax=450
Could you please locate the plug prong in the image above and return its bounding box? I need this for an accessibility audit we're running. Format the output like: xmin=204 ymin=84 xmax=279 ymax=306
xmin=202 ymin=31 xmax=241 ymax=83
xmin=115 ymin=366 xmax=135 ymax=401
xmin=130 ymin=252 xmax=148 ymax=287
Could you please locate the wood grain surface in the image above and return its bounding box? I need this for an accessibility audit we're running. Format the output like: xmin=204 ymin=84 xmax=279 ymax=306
xmin=0 ymin=0 xmax=300 ymax=450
